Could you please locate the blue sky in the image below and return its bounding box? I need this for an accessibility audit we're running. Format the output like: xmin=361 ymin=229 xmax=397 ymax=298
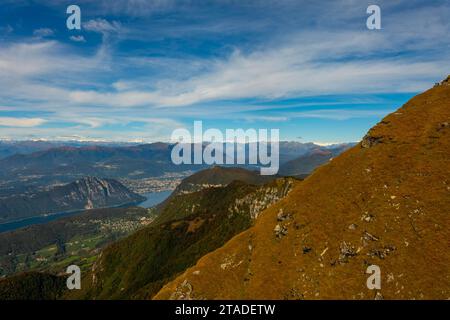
xmin=0 ymin=0 xmax=449 ymax=144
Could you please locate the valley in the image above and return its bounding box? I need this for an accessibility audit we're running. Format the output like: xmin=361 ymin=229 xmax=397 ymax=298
xmin=69 ymin=168 xmax=297 ymax=299
xmin=0 ymin=207 xmax=156 ymax=279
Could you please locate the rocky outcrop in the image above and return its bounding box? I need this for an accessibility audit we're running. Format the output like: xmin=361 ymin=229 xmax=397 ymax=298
xmin=0 ymin=177 xmax=145 ymax=223
xmin=228 ymin=179 xmax=294 ymax=220
xmin=361 ymin=133 xmax=383 ymax=148
xmin=434 ymin=75 xmax=450 ymax=87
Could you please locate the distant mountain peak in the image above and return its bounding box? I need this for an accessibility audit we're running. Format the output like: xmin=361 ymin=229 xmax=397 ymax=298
xmin=170 ymin=166 xmax=277 ymax=197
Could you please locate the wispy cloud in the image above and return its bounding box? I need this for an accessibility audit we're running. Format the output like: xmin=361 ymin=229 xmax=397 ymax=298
xmin=33 ymin=28 xmax=54 ymax=38
xmin=0 ymin=0 xmax=449 ymax=141
xmin=0 ymin=117 xmax=46 ymax=127
xmin=69 ymin=35 xmax=86 ymax=42
xmin=62 ymin=31 xmax=448 ymax=108
xmin=84 ymin=19 xmax=122 ymax=34
xmin=290 ymin=109 xmax=392 ymax=121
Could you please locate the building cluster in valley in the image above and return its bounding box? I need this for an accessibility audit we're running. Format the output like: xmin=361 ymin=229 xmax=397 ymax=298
xmin=120 ymin=171 xmax=194 ymax=194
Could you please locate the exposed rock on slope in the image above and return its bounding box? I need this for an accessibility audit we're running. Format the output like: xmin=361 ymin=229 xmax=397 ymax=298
xmin=71 ymin=176 xmax=296 ymax=299
xmin=155 ymin=81 xmax=450 ymax=300
xmin=0 ymin=177 xmax=145 ymax=222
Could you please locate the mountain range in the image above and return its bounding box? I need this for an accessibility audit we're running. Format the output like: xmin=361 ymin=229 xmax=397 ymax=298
xmin=279 ymin=144 xmax=354 ymax=177
xmin=0 ymin=177 xmax=144 ymax=223
xmin=0 ymin=141 xmax=349 ymax=197
xmin=0 ymin=140 xmax=138 ymax=160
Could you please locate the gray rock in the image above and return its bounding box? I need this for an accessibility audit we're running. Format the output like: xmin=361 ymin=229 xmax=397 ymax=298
xmin=361 ymin=134 xmax=383 ymax=148
xmin=362 ymin=231 xmax=379 ymax=242
xmin=339 ymin=241 xmax=357 ymax=263
xmin=374 ymin=292 xmax=383 ymax=300
xmin=348 ymin=223 xmax=358 ymax=230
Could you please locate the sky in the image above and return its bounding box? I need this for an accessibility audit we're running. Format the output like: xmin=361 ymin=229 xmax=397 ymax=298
xmin=0 ymin=0 xmax=449 ymax=144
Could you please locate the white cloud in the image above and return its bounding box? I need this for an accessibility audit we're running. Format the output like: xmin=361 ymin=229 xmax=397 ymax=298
xmin=0 ymin=41 xmax=101 ymax=78
xmin=84 ymin=19 xmax=122 ymax=34
xmin=0 ymin=41 xmax=58 ymax=77
xmin=70 ymin=35 xmax=86 ymax=42
xmin=68 ymin=90 xmax=157 ymax=107
xmin=0 ymin=118 xmax=180 ymax=142
xmin=290 ymin=109 xmax=391 ymax=121
xmin=1 ymin=29 xmax=448 ymax=119
xmin=0 ymin=0 xmax=449 ymax=142
xmin=33 ymin=28 xmax=54 ymax=38
xmin=245 ymin=116 xmax=289 ymax=122
xmin=0 ymin=117 xmax=46 ymax=127
xmin=63 ymin=31 xmax=449 ymax=108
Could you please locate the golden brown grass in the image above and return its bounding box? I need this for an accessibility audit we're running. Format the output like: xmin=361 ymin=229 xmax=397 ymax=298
xmin=154 ymin=83 xmax=450 ymax=300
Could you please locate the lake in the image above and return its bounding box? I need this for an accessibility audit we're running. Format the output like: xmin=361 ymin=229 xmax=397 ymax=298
xmin=137 ymin=190 xmax=172 ymax=208
xmin=0 ymin=190 xmax=172 ymax=233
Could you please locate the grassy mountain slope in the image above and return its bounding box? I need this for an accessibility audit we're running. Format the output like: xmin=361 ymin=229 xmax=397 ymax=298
xmin=0 ymin=272 xmax=65 ymax=300
xmin=71 ymin=177 xmax=296 ymax=299
xmin=155 ymin=81 xmax=450 ymax=300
